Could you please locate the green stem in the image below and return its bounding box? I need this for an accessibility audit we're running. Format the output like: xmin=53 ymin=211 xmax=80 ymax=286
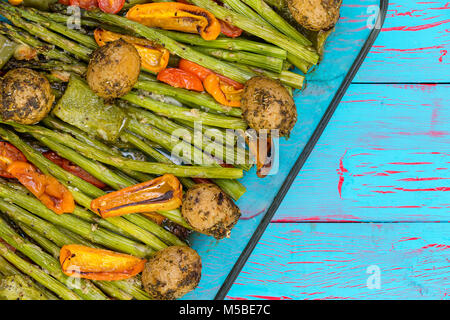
xmin=40 ymin=11 xmax=101 ymax=28
xmin=134 ymin=80 xmax=242 ymax=117
xmin=157 ymin=29 xmax=287 ymax=59
xmin=0 ymin=255 xmax=19 ymax=276
xmin=241 ymin=0 xmax=311 ymax=46
xmin=122 ymin=92 xmax=248 ymax=130
xmin=195 ymin=46 xmax=284 ymax=73
xmin=0 ymin=237 xmax=81 ymax=300
xmin=191 ymin=0 xmax=318 ymax=64
xmin=0 ymin=5 xmax=91 ymax=62
xmin=83 ymin=9 xmax=256 ymax=83
xmin=0 ymin=181 xmax=153 ymax=258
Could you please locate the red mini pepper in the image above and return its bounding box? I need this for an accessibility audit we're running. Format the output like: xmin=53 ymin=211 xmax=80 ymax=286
xmin=157 ymin=68 xmax=204 ymax=92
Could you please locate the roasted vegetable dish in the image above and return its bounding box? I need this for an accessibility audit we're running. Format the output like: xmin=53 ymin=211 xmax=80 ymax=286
xmin=0 ymin=0 xmax=340 ymax=300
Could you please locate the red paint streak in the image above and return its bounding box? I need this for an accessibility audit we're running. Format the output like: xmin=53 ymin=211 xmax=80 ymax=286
xmin=395 ymin=187 xmax=450 ymax=192
xmin=248 ymin=295 xmax=292 ymax=300
xmin=227 ymin=296 xmax=248 ymax=300
xmin=287 ymin=261 xmax=323 ymax=264
xmin=382 ymin=19 xmax=450 ymax=31
xmin=240 ymin=208 xmax=266 ymax=220
xmin=356 ymin=205 xmax=422 ymax=209
xmin=439 ymin=49 xmax=447 ymax=62
xmin=399 ymin=237 xmax=421 ymax=242
xmin=421 ymin=243 xmax=450 ymax=250
xmin=392 ymin=131 xmax=448 ymax=137
xmin=374 ymin=172 xmax=390 ymax=176
xmin=337 ymin=150 xmax=348 ymax=198
xmin=371 ymin=190 xmax=396 ymax=194
xmin=385 ymin=170 xmax=407 ymax=174
xmin=388 ymin=162 xmax=433 ymax=165
xmin=398 ymin=177 xmax=449 ymax=181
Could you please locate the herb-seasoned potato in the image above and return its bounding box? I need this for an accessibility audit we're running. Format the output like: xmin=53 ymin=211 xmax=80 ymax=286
xmin=182 ymin=183 xmax=241 ymax=240
xmin=0 ymin=68 xmax=54 ymax=124
xmin=241 ymin=76 xmax=297 ymax=137
xmin=287 ymin=0 xmax=342 ymax=31
xmin=87 ymin=39 xmax=141 ymax=99
xmin=142 ymin=246 xmax=202 ymax=300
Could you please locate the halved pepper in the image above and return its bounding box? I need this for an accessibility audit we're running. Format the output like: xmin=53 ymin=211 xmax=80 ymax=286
xmin=247 ymin=134 xmax=274 ymax=178
xmin=203 ymin=73 xmax=243 ymax=107
xmin=126 ymin=2 xmax=221 ymax=41
xmin=157 ymin=68 xmax=204 ymax=92
xmin=94 ymin=28 xmax=170 ymax=74
xmin=60 ymin=245 xmax=146 ymax=281
xmin=91 ymin=174 xmax=183 ymax=218
xmin=6 ymin=161 xmax=75 ymax=214
xmin=0 ymin=142 xmax=27 ymax=179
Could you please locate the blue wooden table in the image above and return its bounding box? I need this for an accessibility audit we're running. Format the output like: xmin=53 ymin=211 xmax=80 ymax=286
xmin=226 ymin=0 xmax=450 ymax=300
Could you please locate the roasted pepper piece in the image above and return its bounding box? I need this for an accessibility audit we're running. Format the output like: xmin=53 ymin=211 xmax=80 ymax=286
xmin=0 ymin=142 xmax=27 ymax=179
xmin=60 ymin=245 xmax=146 ymax=281
xmin=94 ymin=28 xmax=170 ymax=74
xmin=126 ymin=2 xmax=221 ymax=41
xmin=203 ymin=73 xmax=243 ymax=107
xmin=248 ymin=135 xmax=274 ymax=178
xmin=219 ymin=19 xmax=243 ymax=38
xmin=6 ymin=161 xmax=75 ymax=214
xmin=157 ymin=68 xmax=204 ymax=92
xmin=91 ymin=174 xmax=183 ymax=218
xmin=43 ymin=151 xmax=108 ymax=190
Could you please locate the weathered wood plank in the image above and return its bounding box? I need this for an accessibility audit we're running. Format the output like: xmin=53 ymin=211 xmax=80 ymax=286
xmin=273 ymin=83 xmax=449 ymax=222
xmin=354 ymin=0 xmax=450 ymax=82
xmin=227 ymin=223 xmax=450 ymax=300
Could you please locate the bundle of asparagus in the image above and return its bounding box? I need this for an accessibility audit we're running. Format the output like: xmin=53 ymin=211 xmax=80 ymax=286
xmin=0 ymin=0 xmax=336 ymax=300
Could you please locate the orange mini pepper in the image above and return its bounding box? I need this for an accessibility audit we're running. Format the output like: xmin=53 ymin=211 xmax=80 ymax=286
xmin=94 ymin=28 xmax=170 ymax=74
xmin=60 ymin=245 xmax=146 ymax=281
xmin=203 ymin=73 xmax=243 ymax=107
xmin=0 ymin=142 xmax=27 ymax=179
xmin=91 ymin=174 xmax=183 ymax=218
xmin=247 ymin=135 xmax=274 ymax=178
xmin=157 ymin=68 xmax=204 ymax=92
xmin=126 ymin=2 xmax=221 ymax=41
xmin=6 ymin=161 xmax=75 ymax=214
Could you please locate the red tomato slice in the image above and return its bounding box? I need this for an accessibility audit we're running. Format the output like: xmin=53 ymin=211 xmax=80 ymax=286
xmin=58 ymin=0 xmax=71 ymax=5
xmin=98 ymin=0 xmax=125 ymax=14
xmin=219 ymin=19 xmax=243 ymax=38
xmin=69 ymin=0 xmax=98 ymax=10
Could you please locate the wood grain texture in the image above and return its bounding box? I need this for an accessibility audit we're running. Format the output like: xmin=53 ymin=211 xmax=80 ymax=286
xmin=227 ymin=223 xmax=450 ymax=300
xmin=273 ymin=83 xmax=449 ymax=222
xmin=354 ymin=0 xmax=449 ymax=82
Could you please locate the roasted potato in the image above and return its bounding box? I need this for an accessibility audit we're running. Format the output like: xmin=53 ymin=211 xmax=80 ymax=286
xmin=241 ymin=76 xmax=297 ymax=137
xmin=0 ymin=68 xmax=54 ymax=124
xmin=287 ymin=0 xmax=342 ymax=31
xmin=142 ymin=246 xmax=202 ymax=300
xmin=181 ymin=183 xmax=241 ymax=240
xmin=87 ymin=39 xmax=141 ymax=99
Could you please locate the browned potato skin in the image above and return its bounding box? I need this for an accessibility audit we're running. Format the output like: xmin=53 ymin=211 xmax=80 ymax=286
xmin=182 ymin=183 xmax=241 ymax=240
xmin=241 ymin=76 xmax=297 ymax=137
xmin=142 ymin=246 xmax=202 ymax=300
xmin=87 ymin=39 xmax=141 ymax=99
xmin=288 ymin=0 xmax=342 ymax=31
xmin=0 ymin=68 xmax=54 ymax=124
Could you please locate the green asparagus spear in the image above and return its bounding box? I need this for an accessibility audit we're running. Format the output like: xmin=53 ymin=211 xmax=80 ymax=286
xmin=0 ymin=274 xmax=54 ymax=300
xmin=0 ymin=241 xmax=81 ymax=300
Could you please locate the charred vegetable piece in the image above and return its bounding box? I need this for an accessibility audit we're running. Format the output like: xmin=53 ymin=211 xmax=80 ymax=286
xmin=287 ymin=0 xmax=342 ymax=31
xmin=59 ymin=244 xmax=146 ymax=281
xmin=181 ymin=183 xmax=241 ymax=239
xmin=91 ymin=174 xmax=183 ymax=218
xmin=247 ymin=134 xmax=275 ymax=178
xmin=43 ymin=151 xmax=108 ymax=190
xmin=142 ymin=246 xmax=201 ymax=300
xmin=203 ymin=73 xmax=243 ymax=107
xmin=87 ymin=39 xmax=141 ymax=99
xmin=157 ymin=68 xmax=204 ymax=92
xmin=6 ymin=161 xmax=75 ymax=214
xmin=52 ymin=75 xmax=128 ymax=142
xmin=94 ymin=28 xmax=170 ymax=74
xmin=126 ymin=3 xmax=221 ymax=41
xmin=241 ymin=76 xmax=297 ymax=137
xmin=0 ymin=68 xmax=55 ymax=125
xmin=218 ymin=19 xmax=243 ymax=38
xmin=0 ymin=142 xmax=27 ymax=179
